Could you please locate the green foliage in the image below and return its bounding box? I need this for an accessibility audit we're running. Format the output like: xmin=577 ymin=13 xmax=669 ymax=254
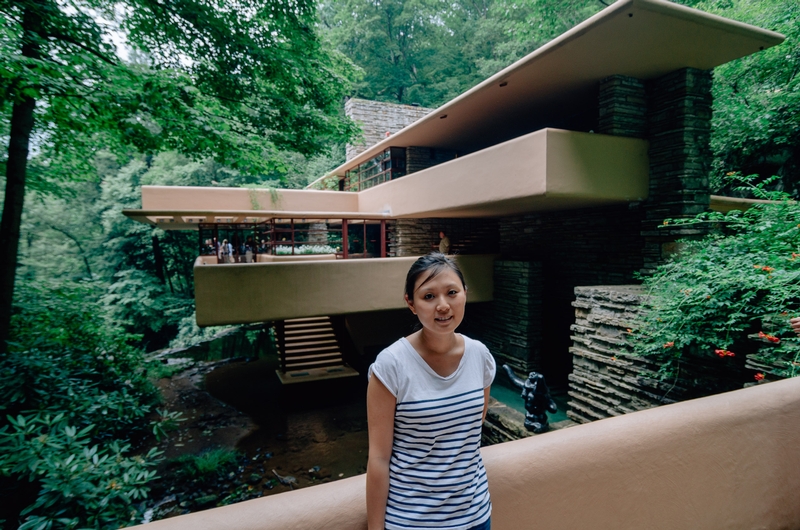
xmin=170 ymin=449 xmax=240 ymax=480
xmin=2 ymin=281 xmax=157 ymax=432
xmin=2 ymin=0 xmax=358 ymax=176
xmin=631 ymin=178 xmax=800 ymax=382
xmin=0 ymin=280 xmax=163 ymax=528
xmin=677 ymin=0 xmax=800 ymax=194
xmin=151 ymin=410 xmax=185 ymax=442
xmin=0 ymin=413 xmax=160 ymax=530
xmin=97 ymin=155 xmax=197 ymax=345
xmin=321 ymin=0 xmax=601 ymax=106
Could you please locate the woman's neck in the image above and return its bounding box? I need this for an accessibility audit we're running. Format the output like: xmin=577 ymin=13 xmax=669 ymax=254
xmin=416 ymin=329 xmax=458 ymax=356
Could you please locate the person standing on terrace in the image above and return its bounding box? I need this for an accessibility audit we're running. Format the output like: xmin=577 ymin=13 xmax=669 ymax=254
xmin=439 ymin=231 xmax=451 ymax=254
xmin=367 ymin=253 xmax=495 ymax=530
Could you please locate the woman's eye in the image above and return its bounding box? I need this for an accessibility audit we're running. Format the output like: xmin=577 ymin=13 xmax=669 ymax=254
xmin=449 ymin=290 xmax=457 ymax=295
xmin=423 ymin=293 xmax=434 ymax=300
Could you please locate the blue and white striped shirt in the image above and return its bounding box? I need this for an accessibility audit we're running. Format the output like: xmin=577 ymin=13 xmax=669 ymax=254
xmin=369 ymin=335 xmax=496 ymax=530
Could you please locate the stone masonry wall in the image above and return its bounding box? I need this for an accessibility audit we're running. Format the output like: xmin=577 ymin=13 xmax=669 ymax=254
xmin=569 ymin=285 xmax=752 ymax=424
xmin=406 ymin=146 xmax=459 ymax=174
xmin=388 ymin=218 xmax=499 ymax=257
xmin=569 ymin=285 xmax=666 ymax=423
xmin=642 ymin=68 xmax=714 ymax=273
xmin=344 ymin=98 xmax=433 ymax=161
xmin=479 ymin=261 xmax=543 ymax=374
xmin=478 ymin=205 xmax=646 ymax=387
xmin=597 ymin=75 xmax=647 ymax=138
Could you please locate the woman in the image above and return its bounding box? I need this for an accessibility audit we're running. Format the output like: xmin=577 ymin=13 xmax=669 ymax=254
xmin=367 ymin=253 xmax=495 ymax=530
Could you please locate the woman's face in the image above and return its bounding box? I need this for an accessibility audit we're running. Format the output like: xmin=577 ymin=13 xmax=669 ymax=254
xmin=405 ymin=268 xmax=466 ymax=335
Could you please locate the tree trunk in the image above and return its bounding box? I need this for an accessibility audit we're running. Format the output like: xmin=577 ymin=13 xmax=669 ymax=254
xmin=0 ymin=3 xmax=42 ymax=355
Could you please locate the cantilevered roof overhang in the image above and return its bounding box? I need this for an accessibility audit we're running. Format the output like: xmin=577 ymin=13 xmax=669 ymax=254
xmin=122 ymin=0 xmax=785 ymax=227
xmin=313 ymin=0 xmax=783 ymax=180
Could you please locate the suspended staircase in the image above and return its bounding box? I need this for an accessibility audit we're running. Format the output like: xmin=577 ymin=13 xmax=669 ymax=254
xmin=275 ymin=316 xmax=359 ymax=384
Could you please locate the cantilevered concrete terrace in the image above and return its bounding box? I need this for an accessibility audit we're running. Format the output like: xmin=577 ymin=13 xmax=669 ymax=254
xmin=125 ymin=128 xmax=650 ymax=225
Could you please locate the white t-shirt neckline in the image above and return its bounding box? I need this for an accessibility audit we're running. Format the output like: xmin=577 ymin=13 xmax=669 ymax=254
xmin=400 ymin=335 xmax=467 ymax=381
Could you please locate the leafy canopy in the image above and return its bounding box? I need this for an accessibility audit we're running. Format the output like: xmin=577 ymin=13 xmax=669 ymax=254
xmin=1 ymin=0 xmax=358 ymax=179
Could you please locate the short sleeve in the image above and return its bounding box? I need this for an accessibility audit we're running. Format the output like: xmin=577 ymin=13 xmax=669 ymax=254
xmin=368 ymin=348 xmax=400 ymax=398
xmin=482 ymin=344 xmax=496 ymax=388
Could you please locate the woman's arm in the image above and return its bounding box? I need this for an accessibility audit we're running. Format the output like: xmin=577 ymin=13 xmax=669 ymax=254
xmin=366 ymin=376 xmax=396 ymax=530
xmin=482 ymin=387 xmax=491 ymax=422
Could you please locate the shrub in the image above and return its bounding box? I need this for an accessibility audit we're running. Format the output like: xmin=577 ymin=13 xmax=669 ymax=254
xmin=170 ymin=448 xmax=240 ymax=480
xmin=0 ymin=413 xmax=160 ymax=530
xmin=1 ymin=280 xmax=163 ymax=528
xmin=631 ymin=178 xmax=800 ymax=385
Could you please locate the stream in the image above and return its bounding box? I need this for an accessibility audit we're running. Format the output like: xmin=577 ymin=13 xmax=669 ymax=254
xmin=144 ymin=327 xmax=369 ymax=520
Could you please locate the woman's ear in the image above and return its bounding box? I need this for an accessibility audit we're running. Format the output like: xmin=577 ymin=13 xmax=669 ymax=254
xmin=404 ymin=293 xmax=416 ymax=315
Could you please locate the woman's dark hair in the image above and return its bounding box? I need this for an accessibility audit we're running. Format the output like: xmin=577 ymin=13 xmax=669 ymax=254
xmin=404 ymin=252 xmax=467 ymax=299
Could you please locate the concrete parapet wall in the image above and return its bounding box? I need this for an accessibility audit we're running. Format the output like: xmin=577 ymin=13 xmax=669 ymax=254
xmin=194 ymin=255 xmax=496 ymax=326
xmin=132 ymin=377 xmax=800 ymax=530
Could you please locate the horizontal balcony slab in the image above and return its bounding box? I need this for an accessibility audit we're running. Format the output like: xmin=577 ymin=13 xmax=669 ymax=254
xmin=194 ymin=254 xmax=496 ymax=326
xmin=358 ymin=128 xmax=649 ymax=218
xmin=125 ymin=129 xmax=648 ymax=227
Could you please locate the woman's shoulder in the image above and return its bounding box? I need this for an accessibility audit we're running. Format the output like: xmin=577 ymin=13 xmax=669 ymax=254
xmin=461 ymin=334 xmax=490 ymax=354
xmin=461 ymin=335 xmax=496 ymax=376
xmin=373 ymin=337 xmax=410 ymax=368
xmin=370 ymin=338 xmax=413 ymax=397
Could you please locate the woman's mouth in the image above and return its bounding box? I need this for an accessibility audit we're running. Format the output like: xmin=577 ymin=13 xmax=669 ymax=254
xmin=435 ymin=316 xmax=453 ymax=323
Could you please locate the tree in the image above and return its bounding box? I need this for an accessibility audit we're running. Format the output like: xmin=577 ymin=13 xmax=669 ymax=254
xmin=0 ymin=0 xmax=358 ymax=353
xmin=675 ymin=0 xmax=800 ymax=196
xmin=320 ymin=0 xmax=603 ymax=107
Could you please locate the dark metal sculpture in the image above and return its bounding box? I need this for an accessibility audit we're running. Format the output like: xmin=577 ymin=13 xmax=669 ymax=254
xmin=502 ymin=364 xmax=557 ymax=433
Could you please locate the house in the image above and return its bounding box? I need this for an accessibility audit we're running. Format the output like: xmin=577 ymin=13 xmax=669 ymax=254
xmin=124 ymin=0 xmax=783 ymax=393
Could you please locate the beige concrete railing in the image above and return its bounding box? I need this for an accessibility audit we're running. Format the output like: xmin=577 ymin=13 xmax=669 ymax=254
xmin=133 ymin=377 xmax=800 ymax=530
xmin=194 ymin=254 xmax=496 ymax=326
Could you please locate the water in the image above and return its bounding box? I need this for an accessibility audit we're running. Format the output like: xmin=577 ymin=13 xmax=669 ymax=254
xmin=490 ymin=381 xmax=570 ymax=423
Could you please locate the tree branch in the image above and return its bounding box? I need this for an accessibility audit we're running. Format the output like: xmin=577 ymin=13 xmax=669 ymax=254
xmin=47 ymin=29 xmax=119 ymax=66
xmin=48 ymin=224 xmax=92 ymax=278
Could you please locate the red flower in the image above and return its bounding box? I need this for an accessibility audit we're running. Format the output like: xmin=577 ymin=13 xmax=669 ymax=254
xmin=754 ymin=373 xmax=765 ymax=382
xmin=715 ymin=348 xmax=735 ymax=358
xmin=762 ymin=266 xmax=774 ymax=273
xmin=759 ymin=331 xmax=780 ymax=344
xmin=663 ymin=341 xmax=674 ymax=348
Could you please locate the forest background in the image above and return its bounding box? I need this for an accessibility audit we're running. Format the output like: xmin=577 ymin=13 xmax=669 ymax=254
xmin=0 ymin=0 xmax=798 ymax=528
